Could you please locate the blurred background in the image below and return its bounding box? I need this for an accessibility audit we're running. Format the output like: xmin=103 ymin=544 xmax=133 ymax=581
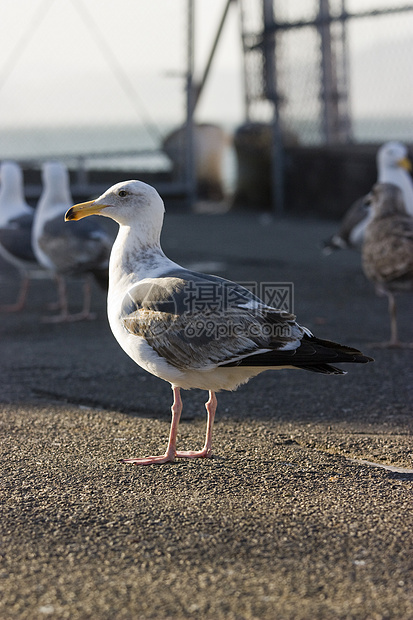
xmin=0 ymin=0 xmax=412 ymax=215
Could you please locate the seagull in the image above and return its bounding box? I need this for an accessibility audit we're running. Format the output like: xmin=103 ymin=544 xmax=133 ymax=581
xmin=362 ymin=183 xmax=413 ymax=348
xmin=0 ymin=161 xmax=42 ymax=312
xmin=32 ymin=161 xmax=112 ymax=322
xmin=66 ymin=180 xmax=373 ymax=465
xmin=323 ymin=141 xmax=413 ymax=254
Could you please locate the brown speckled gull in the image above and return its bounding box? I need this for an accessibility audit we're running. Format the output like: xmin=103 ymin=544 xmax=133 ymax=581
xmin=362 ymin=182 xmax=413 ymax=348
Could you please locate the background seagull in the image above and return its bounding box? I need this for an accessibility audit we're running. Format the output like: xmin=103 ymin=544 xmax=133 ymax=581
xmin=323 ymin=141 xmax=413 ymax=254
xmin=66 ymin=179 xmax=373 ymax=465
xmin=33 ymin=161 xmax=112 ymax=322
xmin=362 ymin=183 xmax=413 ymax=348
xmin=0 ymin=161 xmax=43 ymax=312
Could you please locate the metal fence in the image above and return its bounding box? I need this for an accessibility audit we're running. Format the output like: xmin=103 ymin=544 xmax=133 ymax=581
xmin=240 ymin=0 xmax=413 ymax=145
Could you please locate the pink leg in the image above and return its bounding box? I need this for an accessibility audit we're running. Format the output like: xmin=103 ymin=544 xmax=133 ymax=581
xmin=176 ymin=390 xmax=217 ymax=459
xmin=42 ymin=276 xmax=68 ymax=322
xmin=43 ymin=275 xmax=96 ymax=323
xmin=1 ymin=274 xmax=29 ymax=312
xmin=121 ymin=386 xmax=183 ymax=465
xmin=67 ymin=275 xmax=96 ymax=321
xmin=371 ymin=293 xmax=413 ymax=348
xmin=388 ymin=293 xmax=400 ymax=347
xmin=46 ymin=275 xmax=64 ymax=311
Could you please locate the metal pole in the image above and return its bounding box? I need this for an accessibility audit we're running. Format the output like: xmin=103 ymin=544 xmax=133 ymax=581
xmin=238 ymin=0 xmax=252 ymax=121
xmin=185 ymin=0 xmax=196 ymax=209
xmin=338 ymin=0 xmax=353 ymax=142
xmin=319 ymin=0 xmax=340 ymax=143
xmin=262 ymin=0 xmax=284 ymax=215
xmin=192 ymin=0 xmax=235 ymax=112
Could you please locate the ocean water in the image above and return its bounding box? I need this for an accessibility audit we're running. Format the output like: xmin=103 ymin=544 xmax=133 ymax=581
xmin=0 ymin=117 xmax=411 ymax=171
xmin=352 ymin=117 xmax=413 ymax=143
xmin=0 ymin=123 xmax=173 ymax=171
xmin=285 ymin=116 xmax=413 ymax=146
xmin=0 ymin=122 xmax=240 ymax=194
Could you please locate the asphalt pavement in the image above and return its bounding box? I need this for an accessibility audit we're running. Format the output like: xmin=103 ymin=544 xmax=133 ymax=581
xmin=1 ymin=212 xmax=412 ymax=620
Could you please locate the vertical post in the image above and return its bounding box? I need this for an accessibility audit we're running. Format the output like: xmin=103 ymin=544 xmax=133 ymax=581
xmin=185 ymin=0 xmax=196 ymax=210
xmin=262 ymin=0 xmax=284 ymax=215
xmin=239 ymin=0 xmax=252 ymax=121
xmin=337 ymin=0 xmax=352 ymax=142
xmin=319 ymin=0 xmax=340 ymax=143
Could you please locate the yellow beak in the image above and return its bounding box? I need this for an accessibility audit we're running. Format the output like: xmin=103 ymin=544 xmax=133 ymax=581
xmin=65 ymin=200 xmax=108 ymax=221
xmin=397 ymin=157 xmax=412 ymax=172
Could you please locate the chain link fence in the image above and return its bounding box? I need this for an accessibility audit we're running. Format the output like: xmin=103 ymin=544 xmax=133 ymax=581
xmin=240 ymin=0 xmax=413 ymax=145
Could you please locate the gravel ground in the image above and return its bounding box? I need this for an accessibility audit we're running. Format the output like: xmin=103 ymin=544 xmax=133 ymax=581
xmin=1 ymin=212 xmax=412 ymax=620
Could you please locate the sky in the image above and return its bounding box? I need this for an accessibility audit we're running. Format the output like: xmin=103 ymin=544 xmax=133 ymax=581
xmin=0 ymin=0 xmax=411 ymax=138
xmin=0 ymin=0 xmax=246 ymax=128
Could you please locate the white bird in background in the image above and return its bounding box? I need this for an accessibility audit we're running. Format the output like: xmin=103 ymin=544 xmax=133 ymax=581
xmin=0 ymin=161 xmax=42 ymax=312
xmin=323 ymin=141 xmax=413 ymax=253
xmin=362 ymin=183 xmax=413 ymax=348
xmin=66 ymin=180 xmax=373 ymax=465
xmin=33 ymin=161 xmax=112 ymax=322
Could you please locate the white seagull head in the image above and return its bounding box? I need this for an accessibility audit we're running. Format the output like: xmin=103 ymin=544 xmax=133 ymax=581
xmin=66 ymin=179 xmax=165 ymax=233
xmin=0 ymin=160 xmax=23 ymax=190
xmin=0 ymin=160 xmax=25 ymax=203
xmin=377 ymin=141 xmax=412 ymax=174
xmin=41 ymin=161 xmax=72 ymax=201
xmin=0 ymin=161 xmax=30 ymax=222
xmin=38 ymin=161 xmax=73 ymax=214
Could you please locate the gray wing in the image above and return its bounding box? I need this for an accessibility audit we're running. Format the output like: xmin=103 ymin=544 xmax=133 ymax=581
xmin=39 ymin=215 xmax=111 ymax=274
xmin=0 ymin=213 xmax=36 ymax=262
xmin=322 ymin=194 xmax=371 ymax=253
xmin=121 ymin=269 xmax=302 ymax=371
xmin=363 ymin=214 xmax=413 ymax=287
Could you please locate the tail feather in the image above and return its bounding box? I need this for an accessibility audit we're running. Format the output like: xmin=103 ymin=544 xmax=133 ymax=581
xmin=305 ymin=335 xmax=373 ymax=363
xmin=294 ymin=363 xmax=346 ymax=375
xmin=322 ymin=234 xmax=349 ymax=255
xmin=222 ymin=334 xmax=373 ymax=373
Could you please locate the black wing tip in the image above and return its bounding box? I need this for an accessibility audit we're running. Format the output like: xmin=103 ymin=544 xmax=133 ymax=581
xmin=294 ymin=363 xmax=347 ymax=375
xmin=321 ymin=236 xmax=347 ymax=255
xmin=355 ymin=353 xmax=374 ymax=364
xmin=321 ymin=241 xmax=336 ymax=255
xmin=305 ymin=335 xmax=374 ymax=364
xmin=337 ymin=349 xmax=374 ymax=365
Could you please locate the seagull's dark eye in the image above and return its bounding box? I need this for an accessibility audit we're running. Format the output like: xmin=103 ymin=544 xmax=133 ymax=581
xmin=118 ymin=190 xmax=128 ymax=198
